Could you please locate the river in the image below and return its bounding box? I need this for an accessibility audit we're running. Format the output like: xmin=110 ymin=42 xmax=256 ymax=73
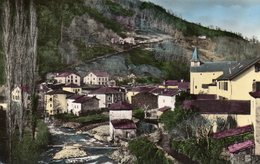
xmin=39 ymin=124 xmax=117 ymax=164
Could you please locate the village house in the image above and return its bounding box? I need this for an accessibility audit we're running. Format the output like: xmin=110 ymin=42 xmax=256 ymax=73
xmin=45 ymin=90 xmax=73 ymax=115
xmin=62 ymin=83 xmax=82 ymax=94
xmin=158 ymin=89 xmax=179 ymax=109
xmin=188 ymin=48 xmax=260 ymax=156
xmin=88 ymin=87 xmax=124 ymax=108
xmin=190 ymin=47 xmax=260 ymax=101
xmin=126 ymin=86 xmax=155 ymax=103
xmin=67 ymin=94 xmax=85 ymax=114
xmin=108 ymin=101 xmax=136 ymax=140
xmin=83 ymin=71 xmax=109 ymax=85
xmin=54 ymin=72 xmax=81 ymax=86
xmin=132 ymin=92 xmax=158 ymax=110
xmin=71 ymin=96 xmax=99 ymax=116
xmin=11 ymin=86 xmax=30 ymax=109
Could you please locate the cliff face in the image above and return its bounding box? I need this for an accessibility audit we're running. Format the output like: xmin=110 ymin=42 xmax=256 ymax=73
xmin=5 ymin=0 xmax=260 ymax=83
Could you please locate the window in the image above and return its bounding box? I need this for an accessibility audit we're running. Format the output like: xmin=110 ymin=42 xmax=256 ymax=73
xmin=195 ymin=86 xmax=197 ymax=89
xmin=68 ymin=79 xmax=70 ymax=82
xmin=253 ymin=82 xmax=260 ymax=92
xmin=224 ymin=82 xmax=228 ymax=91
xmin=75 ymin=79 xmax=77 ymax=82
xmin=49 ymin=98 xmax=52 ymax=101
xmin=255 ymin=64 xmax=260 ymax=72
xmin=50 ymin=104 xmax=52 ymax=107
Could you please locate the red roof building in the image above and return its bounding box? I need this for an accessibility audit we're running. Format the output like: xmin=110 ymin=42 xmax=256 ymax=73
xmin=228 ymin=140 xmax=254 ymax=153
xmin=212 ymin=125 xmax=253 ymax=139
xmin=111 ymin=119 xmax=136 ymax=129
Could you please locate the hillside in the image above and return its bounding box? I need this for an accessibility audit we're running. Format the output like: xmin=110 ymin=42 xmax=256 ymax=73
xmin=1 ymin=0 xmax=260 ymax=84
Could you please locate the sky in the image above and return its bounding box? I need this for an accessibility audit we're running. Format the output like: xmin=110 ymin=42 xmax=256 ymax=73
xmin=147 ymin=0 xmax=260 ymax=40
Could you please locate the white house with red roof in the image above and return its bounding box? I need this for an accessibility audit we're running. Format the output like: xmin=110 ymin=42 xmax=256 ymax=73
xmin=83 ymin=71 xmax=109 ymax=85
xmin=108 ymin=101 xmax=136 ymax=140
xmin=54 ymin=72 xmax=81 ymax=86
xmin=67 ymin=94 xmax=85 ymax=114
xmin=158 ymin=89 xmax=179 ymax=110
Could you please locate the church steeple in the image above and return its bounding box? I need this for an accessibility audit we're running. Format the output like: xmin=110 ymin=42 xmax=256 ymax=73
xmin=191 ymin=47 xmax=201 ymax=67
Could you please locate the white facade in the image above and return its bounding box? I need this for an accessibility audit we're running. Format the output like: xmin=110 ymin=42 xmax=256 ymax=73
xmin=67 ymin=98 xmax=75 ymax=113
xmin=71 ymin=102 xmax=82 ymax=116
xmin=54 ymin=73 xmax=81 ymax=86
xmin=11 ymin=86 xmax=30 ymax=108
xmin=158 ymin=95 xmax=176 ymax=110
xmin=109 ymin=110 xmax=132 ymax=120
xmin=83 ymin=72 xmax=109 ymax=85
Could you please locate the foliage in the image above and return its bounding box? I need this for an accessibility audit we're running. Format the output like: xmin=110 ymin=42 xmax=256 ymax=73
xmin=54 ymin=113 xmax=109 ymax=124
xmin=171 ymin=133 xmax=253 ymax=164
xmin=36 ymin=0 xmax=87 ymax=76
xmin=105 ymin=0 xmax=134 ymax=17
xmin=175 ymin=91 xmax=196 ymax=107
xmin=126 ymin=48 xmax=190 ymax=81
xmin=74 ymin=40 xmax=116 ymax=61
xmin=129 ymin=137 xmax=171 ymax=164
xmin=139 ymin=2 xmax=244 ymax=40
xmin=133 ymin=108 xmax=145 ymax=120
xmin=13 ymin=121 xmax=49 ymax=164
xmin=0 ymin=50 xmax=4 ymax=84
xmin=135 ymin=76 xmax=161 ymax=84
xmin=85 ymin=6 xmax=125 ymax=37
xmin=159 ymin=107 xmax=196 ymax=131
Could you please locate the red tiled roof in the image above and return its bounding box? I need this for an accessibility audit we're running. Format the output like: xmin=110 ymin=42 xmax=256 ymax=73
xmin=73 ymin=96 xmax=98 ymax=103
xmin=212 ymin=125 xmax=253 ymax=139
xmin=158 ymin=106 xmax=171 ymax=112
xmin=159 ymin=89 xmax=179 ymax=96
xmin=56 ymin=72 xmax=80 ymax=77
xmin=108 ymin=101 xmax=133 ymax=110
xmin=67 ymin=94 xmax=85 ymax=100
xmin=64 ymin=83 xmax=81 ymax=88
xmin=46 ymin=90 xmax=74 ymax=95
xmin=91 ymin=70 xmax=109 ymax=77
xmin=163 ymin=80 xmax=178 ymax=86
xmin=183 ymin=100 xmax=250 ymax=115
xmin=111 ymin=119 xmax=136 ymax=129
xmin=228 ymin=140 xmax=254 ymax=153
xmin=249 ymin=91 xmax=260 ymax=98
xmin=131 ymin=86 xmax=155 ymax=92
xmin=178 ymin=82 xmax=190 ymax=90
xmin=196 ymin=94 xmax=216 ymax=100
xmin=90 ymin=87 xmax=120 ymax=94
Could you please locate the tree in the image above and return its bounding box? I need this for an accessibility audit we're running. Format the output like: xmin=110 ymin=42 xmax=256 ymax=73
xmin=2 ymin=0 xmax=38 ymax=162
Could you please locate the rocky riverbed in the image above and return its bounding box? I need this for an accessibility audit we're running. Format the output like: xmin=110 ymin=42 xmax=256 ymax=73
xmin=38 ymin=123 xmax=117 ymax=164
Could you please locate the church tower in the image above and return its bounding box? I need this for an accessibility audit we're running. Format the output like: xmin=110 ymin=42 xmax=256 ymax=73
xmin=191 ymin=47 xmax=201 ymax=67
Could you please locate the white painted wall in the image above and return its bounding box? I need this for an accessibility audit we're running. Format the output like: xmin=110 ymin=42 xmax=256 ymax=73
xmin=83 ymin=72 xmax=109 ymax=85
xmin=158 ymin=95 xmax=176 ymax=110
xmin=109 ymin=110 xmax=132 ymax=120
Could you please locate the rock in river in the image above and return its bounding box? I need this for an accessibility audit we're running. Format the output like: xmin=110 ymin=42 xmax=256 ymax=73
xmin=53 ymin=144 xmax=87 ymax=160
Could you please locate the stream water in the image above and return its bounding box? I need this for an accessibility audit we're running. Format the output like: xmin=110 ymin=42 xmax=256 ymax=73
xmin=39 ymin=124 xmax=116 ymax=164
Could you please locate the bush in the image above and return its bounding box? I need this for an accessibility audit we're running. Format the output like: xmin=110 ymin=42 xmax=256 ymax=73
xmin=54 ymin=113 xmax=109 ymax=125
xmin=159 ymin=107 xmax=196 ymax=131
xmin=133 ymin=108 xmax=145 ymax=120
xmin=129 ymin=137 xmax=171 ymax=164
xmin=13 ymin=121 xmax=49 ymax=163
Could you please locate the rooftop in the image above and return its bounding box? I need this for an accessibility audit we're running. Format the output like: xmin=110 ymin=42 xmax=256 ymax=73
xmin=67 ymin=94 xmax=85 ymax=100
xmin=56 ymin=72 xmax=79 ymax=77
xmin=111 ymin=119 xmax=136 ymax=129
xmin=183 ymin=100 xmax=250 ymax=115
xmin=212 ymin=125 xmax=253 ymax=139
xmin=90 ymin=87 xmax=120 ymax=94
xmin=228 ymin=140 xmax=254 ymax=154
xmin=73 ymin=96 xmax=98 ymax=104
xmin=63 ymin=83 xmax=81 ymax=88
xmin=158 ymin=106 xmax=171 ymax=112
xmin=108 ymin=101 xmax=133 ymax=110
xmin=91 ymin=70 xmax=109 ymax=77
xmin=46 ymin=90 xmax=74 ymax=95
